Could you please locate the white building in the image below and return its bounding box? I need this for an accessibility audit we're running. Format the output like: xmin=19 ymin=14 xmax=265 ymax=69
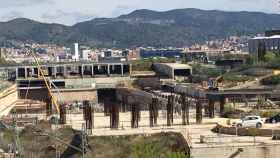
xmin=73 ymin=43 xmax=79 ymax=61
xmin=82 ymin=49 xmax=91 ymax=60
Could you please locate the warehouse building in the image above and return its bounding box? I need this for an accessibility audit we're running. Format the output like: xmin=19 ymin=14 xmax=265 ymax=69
xmin=249 ymin=30 xmax=280 ymax=60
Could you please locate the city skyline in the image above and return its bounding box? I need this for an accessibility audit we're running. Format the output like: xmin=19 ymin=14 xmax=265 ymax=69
xmin=0 ymin=0 xmax=279 ymax=25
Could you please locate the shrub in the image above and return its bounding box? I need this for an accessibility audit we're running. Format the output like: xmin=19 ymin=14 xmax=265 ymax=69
xmin=260 ymin=111 xmax=279 ymax=118
xmin=223 ymin=73 xmax=254 ymax=82
xmin=222 ymin=104 xmax=245 ymax=118
xmin=192 ymin=63 xmax=224 ymax=78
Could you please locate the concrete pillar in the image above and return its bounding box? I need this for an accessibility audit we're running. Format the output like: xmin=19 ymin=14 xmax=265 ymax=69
xmin=121 ymin=64 xmax=124 ymax=76
xmin=208 ymin=99 xmax=215 ymax=118
xmin=81 ymin=65 xmax=84 ymax=77
xmin=63 ymin=65 xmax=67 ymax=78
xmin=31 ymin=67 xmax=35 ymax=77
xmin=91 ymin=64 xmax=94 ymax=77
xmin=181 ymin=94 xmax=187 ymax=125
xmin=15 ymin=68 xmax=18 ymax=79
xmin=53 ymin=66 xmax=57 ymax=78
xmin=24 ymin=67 xmax=28 ymax=79
xmin=220 ymin=97 xmax=225 ymax=115
xmin=107 ymin=64 xmax=110 ymax=76
xmin=196 ymin=100 xmax=203 ymax=124
xmin=172 ymin=68 xmax=175 ymax=80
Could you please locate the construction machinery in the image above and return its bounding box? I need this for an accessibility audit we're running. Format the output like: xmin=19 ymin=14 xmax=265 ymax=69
xmin=26 ymin=48 xmax=60 ymax=114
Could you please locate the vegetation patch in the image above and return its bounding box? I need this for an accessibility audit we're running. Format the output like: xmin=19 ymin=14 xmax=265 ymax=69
xmin=222 ymin=72 xmax=254 ymax=82
xmin=192 ymin=63 xmax=224 ymax=78
xmin=89 ymin=132 xmax=190 ymax=158
xmin=0 ymin=123 xmax=190 ymax=158
xmin=221 ymin=105 xmax=247 ymax=119
xmin=132 ymin=58 xmax=175 ymax=72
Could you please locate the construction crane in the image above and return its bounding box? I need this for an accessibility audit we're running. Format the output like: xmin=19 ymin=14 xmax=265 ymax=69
xmin=25 ymin=47 xmax=60 ymax=114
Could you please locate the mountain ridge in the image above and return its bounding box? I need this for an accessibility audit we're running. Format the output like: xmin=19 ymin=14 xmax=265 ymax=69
xmin=1 ymin=8 xmax=280 ymax=48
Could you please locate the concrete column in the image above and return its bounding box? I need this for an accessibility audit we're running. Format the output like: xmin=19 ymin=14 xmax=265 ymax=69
xmin=31 ymin=67 xmax=35 ymax=77
xmin=196 ymin=100 xmax=202 ymax=124
xmin=63 ymin=65 xmax=67 ymax=78
xmin=121 ymin=64 xmax=124 ymax=76
xmin=15 ymin=68 xmax=18 ymax=79
xmin=53 ymin=66 xmax=57 ymax=78
xmin=24 ymin=67 xmax=28 ymax=79
xmin=107 ymin=64 xmax=110 ymax=76
xmin=208 ymin=99 xmax=215 ymax=118
xmin=91 ymin=64 xmax=94 ymax=77
xmin=172 ymin=68 xmax=175 ymax=80
xmin=81 ymin=65 xmax=84 ymax=77
xmin=220 ymin=97 xmax=225 ymax=115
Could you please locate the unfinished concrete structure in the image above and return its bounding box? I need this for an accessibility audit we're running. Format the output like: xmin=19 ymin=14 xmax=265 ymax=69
xmin=0 ymin=61 xmax=131 ymax=80
xmin=153 ymin=63 xmax=192 ymax=79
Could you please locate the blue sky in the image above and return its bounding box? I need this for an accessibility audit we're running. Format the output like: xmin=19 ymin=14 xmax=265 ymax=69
xmin=0 ymin=0 xmax=278 ymax=25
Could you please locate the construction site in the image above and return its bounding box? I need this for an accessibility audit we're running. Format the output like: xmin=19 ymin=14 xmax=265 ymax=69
xmin=1 ymin=51 xmax=280 ymax=158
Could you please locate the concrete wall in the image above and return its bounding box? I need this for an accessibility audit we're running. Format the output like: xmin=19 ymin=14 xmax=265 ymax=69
xmin=191 ymin=145 xmax=280 ymax=158
xmin=0 ymin=85 xmax=17 ymax=117
xmin=56 ymin=77 xmax=131 ymax=89
xmin=52 ymin=90 xmax=98 ymax=103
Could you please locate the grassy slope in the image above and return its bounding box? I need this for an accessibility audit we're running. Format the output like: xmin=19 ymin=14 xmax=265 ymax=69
xmin=88 ymin=133 xmax=189 ymax=158
xmin=0 ymin=124 xmax=190 ymax=158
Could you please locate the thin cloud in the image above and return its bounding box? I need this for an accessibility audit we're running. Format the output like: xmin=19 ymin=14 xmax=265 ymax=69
xmin=41 ymin=10 xmax=96 ymax=25
xmin=0 ymin=0 xmax=54 ymax=8
xmin=0 ymin=0 xmax=278 ymax=25
xmin=0 ymin=11 xmax=24 ymax=21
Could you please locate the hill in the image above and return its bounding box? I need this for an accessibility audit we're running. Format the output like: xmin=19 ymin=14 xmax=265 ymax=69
xmin=1 ymin=8 xmax=280 ymax=48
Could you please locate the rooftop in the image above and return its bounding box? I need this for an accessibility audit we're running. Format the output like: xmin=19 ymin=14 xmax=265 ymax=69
xmin=252 ymin=35 xmax=280 ymax=40
xmin=155 ymin=63 xmax=192 ymax=69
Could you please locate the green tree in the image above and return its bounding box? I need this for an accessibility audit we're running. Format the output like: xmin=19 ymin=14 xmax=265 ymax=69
xmin=264 ymin=52 xmax=277 ymax=63
xmin=245 ymin=55 xmax=255 ymax=65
